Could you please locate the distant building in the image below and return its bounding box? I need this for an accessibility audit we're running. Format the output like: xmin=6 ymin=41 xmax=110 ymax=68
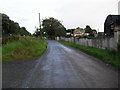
xmin=73 ymin=28 xmax=85 ymax=36
xmin=104 ymin=15 xmax=120 ymax=36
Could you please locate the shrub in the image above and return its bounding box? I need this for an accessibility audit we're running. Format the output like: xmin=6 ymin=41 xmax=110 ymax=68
xmin=2 ymin=35 xmax=20 ymax=45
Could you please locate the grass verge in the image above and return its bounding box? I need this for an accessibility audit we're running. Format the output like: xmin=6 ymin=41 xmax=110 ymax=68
xmin=2 ymin=37 xmax=47 ymax=61
xmin=59 ymin=40 xmax=120 ymax=70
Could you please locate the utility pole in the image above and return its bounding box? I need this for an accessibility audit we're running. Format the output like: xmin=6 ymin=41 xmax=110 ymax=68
xmin=39 ymin=13 xmax=42 ymax=37
xmin=118 ymin=1 xmax=120 ymax=15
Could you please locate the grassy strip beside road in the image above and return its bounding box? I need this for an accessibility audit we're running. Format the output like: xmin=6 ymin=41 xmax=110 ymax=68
xmin=59 ymin=40 xmax=120 ymax=70
xmin=2 ymin=37 xmax=47 ymax=61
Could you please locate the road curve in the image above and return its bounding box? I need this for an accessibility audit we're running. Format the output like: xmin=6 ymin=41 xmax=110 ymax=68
xmin=3 ymin=40 xmax=119 ymax=88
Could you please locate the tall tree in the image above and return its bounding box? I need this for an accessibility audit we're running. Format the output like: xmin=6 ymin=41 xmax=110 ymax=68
xmin=20 ymin=27 xmax=31 ymax=36
xmin=2 ymin=13 xmax=10 ymax=35
xmin=66 ymin=29 xmax=75 ymax=37
xmin=1 ymin=13 xmax=31 ymax=36
xmin=33 ymin=27 xmax=41 ymax=37
xmin=42 ymin=17 xmax=66 ymax=39
xmin=84 ymin=25 xmax=97 ymax=37
xmin=84 ymin=25 xmax=92 ymax=33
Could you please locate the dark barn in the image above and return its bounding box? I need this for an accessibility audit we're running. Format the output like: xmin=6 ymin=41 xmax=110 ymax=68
xmin=104 ymin=15 xmax=120 ymax=36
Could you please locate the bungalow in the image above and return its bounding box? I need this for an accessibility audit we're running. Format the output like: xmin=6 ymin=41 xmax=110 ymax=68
xmin=73 ymin=28 xmax=85 ymax=37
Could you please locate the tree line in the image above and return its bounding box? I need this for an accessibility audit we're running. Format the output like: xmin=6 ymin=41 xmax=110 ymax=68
xmin=66 ymin=25 xmax=97 ymax=38
xmin=1 ymin=13 xmax=97 ymax=40
xmin=34 ymin=17 xmax=97 ymax=39
xmin=34 ymin=17 xmax=66 ymax=39
xmin=1 ymin=13 xmax=31 ymax=36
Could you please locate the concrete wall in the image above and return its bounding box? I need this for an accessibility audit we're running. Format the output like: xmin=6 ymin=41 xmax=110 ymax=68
xmin=62 ymin=30 xmax=120 ymax=51
xmin=62 ymin=37 xmax=116 ymax=50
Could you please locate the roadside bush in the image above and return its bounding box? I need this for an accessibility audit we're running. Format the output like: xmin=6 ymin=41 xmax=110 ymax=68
xmin=2 ymin=35 xmax=20 ymax=45
xmin=2 ymin=37 xmax=47 ymax=61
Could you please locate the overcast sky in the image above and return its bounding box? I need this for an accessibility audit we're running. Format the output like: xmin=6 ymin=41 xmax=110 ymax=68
xmin=0 ymin=0 xmax=119 ymax=33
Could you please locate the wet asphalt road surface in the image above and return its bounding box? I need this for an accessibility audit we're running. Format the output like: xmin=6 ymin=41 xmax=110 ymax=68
xmin=3 ymin=40 xmax=119 ymax=88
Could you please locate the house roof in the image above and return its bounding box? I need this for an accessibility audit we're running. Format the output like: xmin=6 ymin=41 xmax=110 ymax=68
xmin=73 ymin=28 xmax=85 ymax=34
xmin=104 ymin=15 xmax=120 ymax=26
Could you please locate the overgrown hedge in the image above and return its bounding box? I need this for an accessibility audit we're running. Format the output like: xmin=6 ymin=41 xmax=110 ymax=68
xmin=2 ymin=37 xmax=47 ymax=61
xmin=2 ymin=35 xmax=20 ymax=45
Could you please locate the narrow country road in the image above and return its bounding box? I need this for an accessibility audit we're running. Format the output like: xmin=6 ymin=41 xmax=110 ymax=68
xmin=3 ymin=40 xmax=119 ymax=88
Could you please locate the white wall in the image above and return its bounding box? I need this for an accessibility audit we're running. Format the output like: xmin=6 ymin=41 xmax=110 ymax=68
xmin=61 ymin=36 xmax=117 ymax=50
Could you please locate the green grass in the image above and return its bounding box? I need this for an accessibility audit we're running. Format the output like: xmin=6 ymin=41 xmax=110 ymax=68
xmin=2 ymin=37 xmax=47 ymax=61
xmin=59 ymin=40 xmax=120 ymax=70
xmin=0 ymin=46 xmax=2 ymax=62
